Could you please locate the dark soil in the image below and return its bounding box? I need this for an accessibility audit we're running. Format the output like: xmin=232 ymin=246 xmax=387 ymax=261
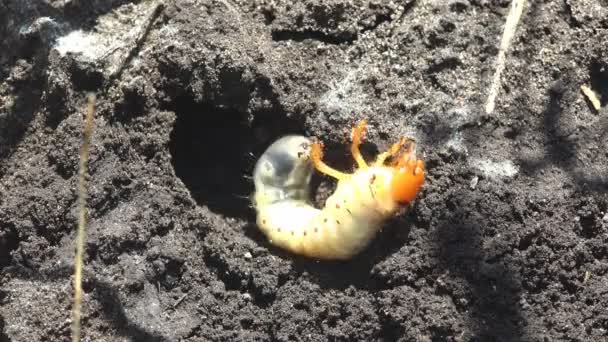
xmin=2 ymin=0 xmax=608 ymax=341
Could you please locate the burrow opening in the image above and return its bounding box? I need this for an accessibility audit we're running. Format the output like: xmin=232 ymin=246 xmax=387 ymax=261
xmin=169 ymin=96 xmax=304 ymax=220
xmin=0 ymin=226 xmax=18 ymax=269
xmin=589 ymin=60 xmax=608 ymax=107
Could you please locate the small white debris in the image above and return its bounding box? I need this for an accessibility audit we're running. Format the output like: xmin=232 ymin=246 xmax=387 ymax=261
xmin=318 ymin=67 xmax=369 ymax=115
xmin=242 ymin=293 xmax=252 ymax=301
xmin=244 ymin=252 xmax=252 ymax=260
xmin=445 ymin=132 xmax=468 ymax=155
xmin=471 ymin=158 xmax=519 ymax=179
xmin=469 ymin=176 xmax=479 ymax=189
xmin=581 ymin=84 xmax=601 ymax=111
xmin=54 ymin=30 xmax=103 ymax=60
xmin=19 ymin=17 xmax=61 ymax=39
xmin=52 ymin=1 xmax=160 ymax=71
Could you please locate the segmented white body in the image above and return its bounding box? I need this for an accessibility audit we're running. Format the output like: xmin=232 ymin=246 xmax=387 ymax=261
xmin=252 ymin=135 xmax=404 ymax=260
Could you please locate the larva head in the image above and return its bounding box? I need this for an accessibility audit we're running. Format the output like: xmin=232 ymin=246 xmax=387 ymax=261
xmin=253 ymin=136 xmax=313 ymax=206
xmin=390 ymin=153 xmax=425 ymax=205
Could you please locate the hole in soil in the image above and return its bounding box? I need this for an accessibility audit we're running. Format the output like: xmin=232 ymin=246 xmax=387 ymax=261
xmin=69 ymin=59 xmax=104 ymax=92
xmin=589 ymin=60 xmax=608 ymax=107
xmin=0 ymin=227 xmax=18 ymax=269
xmin=0 ymin=314 xmax=9 ymax=342
xmin=169 ymin=96 xmax=304 ymax=220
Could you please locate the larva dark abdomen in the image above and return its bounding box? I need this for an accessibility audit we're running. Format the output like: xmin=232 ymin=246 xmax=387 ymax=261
xmin=253 ymin=120 xmax=425 ymax=260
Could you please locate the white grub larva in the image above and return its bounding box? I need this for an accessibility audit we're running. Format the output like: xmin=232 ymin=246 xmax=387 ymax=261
xmin=252 ymin=120 xmax=425 ymax=260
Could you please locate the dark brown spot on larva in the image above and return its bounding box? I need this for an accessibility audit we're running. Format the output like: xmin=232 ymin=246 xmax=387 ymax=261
xmin=314 ymin=227 xmax=318 ymax=233
xmin=336 ymin=220 xmax=341 ymax=225
xmin=277 ymin=227 xmax=281 ymax=232
xmin=370 ymin=174 xmax=376 ymax=184
xmin=262 ymin=219 xmax=267 ymax=225
xmin=303 ymin=231 xmax=307 ymax=236
xmin=346 ymin=208 xmax=353 ymax=215
xmin=291 ymin=231 xmax=294 ymax=236
xmin=324 ymin=218 xmax=328 ymax=223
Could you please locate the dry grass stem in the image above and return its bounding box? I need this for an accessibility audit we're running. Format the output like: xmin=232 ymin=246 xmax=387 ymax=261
xmin=71 ymin=93 xmax=96 ymax=342
xmin=485 ymin=0 xmax=527 ymax=114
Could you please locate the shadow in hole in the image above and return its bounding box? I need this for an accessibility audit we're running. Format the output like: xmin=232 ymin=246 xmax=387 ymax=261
xmin=0 ymin=88 xmax=41 ymax=163
xmin=0 ymin=314 xmax=9 ymax=342
xmin=3 ymin=265 xmax=168 ymax=342
xmin=436 ymin=212 xmax=524 ymax=340
xmin=169 ymin=103 xmax=255 ymax=219
xmin=169 ymin=97 xmax=305 ymax=220
xmin=0 ymin=225 xmax=19 ymax=270
xmin=589 ymin=59 xmax=608 ymax=107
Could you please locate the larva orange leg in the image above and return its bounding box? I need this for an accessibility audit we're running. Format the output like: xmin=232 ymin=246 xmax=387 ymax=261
xmin=374 ymin=137 xmax=412 ymax=166
xmin=350 ymin=119 xmax=369 ymax=169
xmin=311 ymin=140 xmax=349 ymax=180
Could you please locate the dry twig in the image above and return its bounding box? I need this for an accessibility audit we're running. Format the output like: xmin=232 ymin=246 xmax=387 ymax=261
xmin=485 ymin=0 xmax=527 ymax=114
xmin=71 ymin=93 xmax=96 ymax=342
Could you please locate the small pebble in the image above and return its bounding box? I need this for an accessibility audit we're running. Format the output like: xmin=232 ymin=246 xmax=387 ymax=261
xmin=244 ymin=252 xmax=252 ymax=260
xmin=470 ymin=176 xmax=479 ymax=189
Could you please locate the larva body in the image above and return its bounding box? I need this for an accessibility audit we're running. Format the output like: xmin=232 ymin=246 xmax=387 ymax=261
xmin=253 ymin=121 xmax=425 ymax=260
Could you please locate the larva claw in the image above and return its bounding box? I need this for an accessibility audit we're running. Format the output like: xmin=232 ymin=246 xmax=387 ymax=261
xmin=414 ymin=160 xmax=424 ymax=176
xmin=310 ymin=140 xmax=324 ymax=162
xmin=350 ymin=119 xmax=368 ymax=169
xmin=311 ymin=140 xmax=348 ymax=181
xmin=375 ymin=137 xmax=415 ymax=166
